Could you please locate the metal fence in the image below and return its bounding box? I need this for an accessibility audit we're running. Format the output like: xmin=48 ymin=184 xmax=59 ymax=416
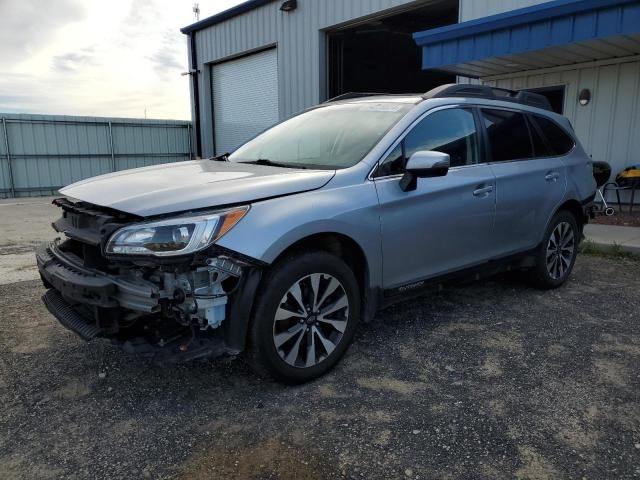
xmin=0 ymin=113 xmax=193 ymax=198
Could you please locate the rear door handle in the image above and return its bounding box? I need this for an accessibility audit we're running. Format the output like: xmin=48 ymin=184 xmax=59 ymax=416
xmin=545 ymin=172 xmax=560 ymax=182
xmin=473 ymin=185 xmax=494 ymax=197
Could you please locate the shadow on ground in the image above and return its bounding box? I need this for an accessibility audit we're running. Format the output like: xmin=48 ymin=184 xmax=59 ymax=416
xmin=0 ymin=255 xmax=639 ymax=479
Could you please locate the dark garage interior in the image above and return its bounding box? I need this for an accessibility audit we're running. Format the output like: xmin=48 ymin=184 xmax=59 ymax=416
xmin=327 ymin=1 xmax=458 ymax=99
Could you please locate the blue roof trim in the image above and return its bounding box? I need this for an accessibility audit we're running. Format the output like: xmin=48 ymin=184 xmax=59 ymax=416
xmin=413 ymin=0 xmax=640 ymax=72
xmin=181 ymin=0 xmax=275 ymax=34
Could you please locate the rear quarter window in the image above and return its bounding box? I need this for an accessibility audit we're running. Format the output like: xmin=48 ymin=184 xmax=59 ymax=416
xmin=530 ymin=115 xmax=575 ymax=156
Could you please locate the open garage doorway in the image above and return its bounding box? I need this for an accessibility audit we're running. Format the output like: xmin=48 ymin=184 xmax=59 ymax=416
xmin=523 ymin=86 xmax=566 ymax=114
xmin=327 ymin=1 xmax=458 ymax=99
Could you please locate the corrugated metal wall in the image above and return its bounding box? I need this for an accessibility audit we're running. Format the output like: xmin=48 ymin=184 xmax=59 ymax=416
xmin=459 ymin=0 xmax=551 ymax=21
xmin=0 ymin=113 xmax=192 ymax=198
xmin=191 ymin=0 xmax=447 ymax=157
xmin=484 ymin=59 xmax=640 ymax=202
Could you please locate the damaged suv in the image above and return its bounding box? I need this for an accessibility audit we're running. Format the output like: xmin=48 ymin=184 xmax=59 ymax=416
xmin=38 ymin=84 xmax=596 ymax=383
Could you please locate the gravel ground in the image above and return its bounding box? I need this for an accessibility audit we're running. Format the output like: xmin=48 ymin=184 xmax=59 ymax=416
xmin=1 ymin=255 xmax=639 ymax=480
xmin=0 ymin=197 xmax=59 ymax=285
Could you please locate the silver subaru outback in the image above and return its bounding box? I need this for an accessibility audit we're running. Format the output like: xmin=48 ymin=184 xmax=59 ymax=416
xmin=37 ymin=84 xmax=597 ymax=383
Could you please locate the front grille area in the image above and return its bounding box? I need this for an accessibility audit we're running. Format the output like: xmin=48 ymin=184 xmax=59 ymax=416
xmin=52 ymin=198 xmax=138 ymax=271
xmin=58 ymin=238 xmax=109 ymax=271
xmin=53 ymin=198 xmax=137 ymax=246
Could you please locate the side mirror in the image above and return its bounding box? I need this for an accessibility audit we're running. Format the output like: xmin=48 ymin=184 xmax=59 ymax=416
xmin=400 ymin=151 xmax=450 ymax=192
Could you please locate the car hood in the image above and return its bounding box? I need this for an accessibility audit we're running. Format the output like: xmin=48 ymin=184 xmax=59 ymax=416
xmin=60 ymin=160 xmax=336 ymax=217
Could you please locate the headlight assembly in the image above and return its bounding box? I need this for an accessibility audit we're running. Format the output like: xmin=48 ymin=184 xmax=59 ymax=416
xmin=105 ymin=206 xmax=249 ymax=257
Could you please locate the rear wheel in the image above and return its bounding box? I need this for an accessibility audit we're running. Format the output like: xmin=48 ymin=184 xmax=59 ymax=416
xmin=529 ymin=210 xmax=579 ymax=289
xmin=248 ymin=251 xmax=360 ymax=383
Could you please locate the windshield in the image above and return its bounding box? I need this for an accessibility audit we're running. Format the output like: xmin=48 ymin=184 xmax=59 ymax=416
xmin=229 ymin=102 xmax=412 ymax=170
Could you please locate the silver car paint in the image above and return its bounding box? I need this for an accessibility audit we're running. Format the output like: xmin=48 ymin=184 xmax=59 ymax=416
xmin=60 ymin=160 xmax=335 ymax=217
xmin=374 ymin=164 xmax=497 ymax=288
xmin=220 ymin=98 xmax=594 ymax=291
xmin=217 ymin=181 xmax=385 ymax=288
xmin=61 ymin=96 xmax=595 ymax=293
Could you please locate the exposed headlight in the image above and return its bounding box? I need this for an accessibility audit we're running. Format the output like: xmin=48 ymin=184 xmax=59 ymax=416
xmin=105 ymin=206 xmax=249 ymax=256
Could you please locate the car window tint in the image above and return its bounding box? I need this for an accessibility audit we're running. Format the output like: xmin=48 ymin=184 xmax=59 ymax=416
xmin=528 ymin=117 xmax=552 ymax=157
xmin=376 ymin=143 xmax=404 ymax=178
xmin=481 ymin=109 xmax=535 ymax=162
xmin=531 ymin=115 xmax=575 ymax=156
xmin=376 ymin=108 xmax=479 ymax=177
xmin=404 ymin=108 xmax=478 ymax=168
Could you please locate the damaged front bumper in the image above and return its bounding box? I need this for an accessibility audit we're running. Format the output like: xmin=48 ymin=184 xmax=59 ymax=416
xmin=36 ymin=239 xmax=262 ymax=363
xmin=37 ymin=241 xmax=161 ymax=313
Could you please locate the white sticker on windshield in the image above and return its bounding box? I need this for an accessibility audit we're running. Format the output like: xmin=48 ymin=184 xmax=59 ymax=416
xmin=358 ymin=104 xmax=405 ymax=112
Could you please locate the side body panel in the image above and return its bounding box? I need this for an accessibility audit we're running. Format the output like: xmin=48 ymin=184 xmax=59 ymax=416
xmin=489 ymin=157 xmax=567 ymax=256
xmin=374 ymin=166 xmax=496 ymax=289
xmin=216 ymin=181 xmax=384 ymax=288
xmin=562 ymin=145 xmax=598 ymax=206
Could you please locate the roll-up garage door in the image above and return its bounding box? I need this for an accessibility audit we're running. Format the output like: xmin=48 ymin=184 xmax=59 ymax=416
xmin=211 ymin=48 xmax=279 ymax=155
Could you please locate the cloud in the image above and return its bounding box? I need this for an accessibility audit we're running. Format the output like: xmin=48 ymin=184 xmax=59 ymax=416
xmin=0 ymin=0 xmax=244 ymax=119
xmin=148 ymin=50 xmax=184 ymax=73
xmin=52 ymin=47 xmax=98 ymax=72
xmin=0 ymin=0 xmax=86 ymax=64
xmin=147 ymin=31 xmax=187 ymax=77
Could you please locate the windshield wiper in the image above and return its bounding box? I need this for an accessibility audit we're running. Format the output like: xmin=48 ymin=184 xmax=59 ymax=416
xmin=209 ymin=153 xmax=230 ymax=162
xmin=243 ymin=159 xmax=307 ymax=169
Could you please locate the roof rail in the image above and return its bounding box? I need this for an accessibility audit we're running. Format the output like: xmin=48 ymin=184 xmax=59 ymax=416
xmin=323 ymin=92 xmax=384 ymax=103
xmin=424 ymin=84 xmax=553 ymax=111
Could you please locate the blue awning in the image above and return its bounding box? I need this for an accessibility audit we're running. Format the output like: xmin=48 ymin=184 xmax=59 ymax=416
xmin=413 ymin=0 xmax=640 ymax=77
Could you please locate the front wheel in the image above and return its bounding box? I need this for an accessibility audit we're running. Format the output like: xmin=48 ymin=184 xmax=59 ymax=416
xmin=529 ymin=210 xmax=579 ymax=289
xmin=248 ymin=251 xmax=360 ymax=383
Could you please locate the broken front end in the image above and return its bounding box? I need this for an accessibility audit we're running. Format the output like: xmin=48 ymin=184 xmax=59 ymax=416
xmin=37 ymin=198 xmax=262 ymax=363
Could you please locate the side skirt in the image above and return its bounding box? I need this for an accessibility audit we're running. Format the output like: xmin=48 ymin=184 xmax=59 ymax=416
xmin=379 ymin=250 xmax=537 ymax=309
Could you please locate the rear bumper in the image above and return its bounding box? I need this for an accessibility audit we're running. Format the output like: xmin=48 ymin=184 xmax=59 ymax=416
xmin=36 ymin=241 xmax=160 ymax=313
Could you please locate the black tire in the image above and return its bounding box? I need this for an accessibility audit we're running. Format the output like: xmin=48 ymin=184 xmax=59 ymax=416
xmin=529 ymin=210 xmax=579 ymax=290
xmin=248 ymin=251 xmax=360 ymax=384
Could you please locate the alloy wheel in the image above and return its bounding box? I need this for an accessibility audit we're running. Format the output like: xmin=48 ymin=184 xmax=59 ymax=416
xmin=272 ymin=273 xmax=349 ymax=368
xmin=546 ymin=221 xmax=575 ymax=280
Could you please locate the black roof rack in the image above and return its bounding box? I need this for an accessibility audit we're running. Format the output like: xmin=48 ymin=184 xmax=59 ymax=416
xmin=424 ymin=84 xmax=553 ymax=112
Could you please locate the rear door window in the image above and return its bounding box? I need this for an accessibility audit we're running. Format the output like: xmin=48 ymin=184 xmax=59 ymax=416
xmin=530 ymin=115 xmax=575 ymax=156
xmin=481 ymin=109 xmax=535 ymax=162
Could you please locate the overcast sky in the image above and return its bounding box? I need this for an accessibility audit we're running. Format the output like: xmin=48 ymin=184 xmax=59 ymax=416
xmin=0 ymin=0 xmax=245 ymax=120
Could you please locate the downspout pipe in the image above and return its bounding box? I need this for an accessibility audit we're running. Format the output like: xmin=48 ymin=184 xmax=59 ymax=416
xmin=189 ymin=32 xmax=203 ymax=158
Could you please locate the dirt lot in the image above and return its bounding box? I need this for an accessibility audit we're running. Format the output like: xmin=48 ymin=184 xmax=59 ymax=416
xmin=1 ymin=254 xmax=639 ymax=480
xmin=592 ymin=210 xmax=640 ymax=228
xmin=0 ymin=197 xmax=59 ymax=284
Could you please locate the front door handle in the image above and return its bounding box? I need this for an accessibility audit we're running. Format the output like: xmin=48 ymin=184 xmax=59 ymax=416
xmin=545 ymin=172 xmax=560 ymax=182
xmin=473 ymin=185 xmax=494 ymax=197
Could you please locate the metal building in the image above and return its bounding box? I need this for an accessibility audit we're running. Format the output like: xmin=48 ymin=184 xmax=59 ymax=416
xmin=181 ymin=0 xmax=459 ymax=157
xmin=183 ymin=0 xmax=640 ymax=203
xmin=0 ymin=113 xmax=192 ymax=198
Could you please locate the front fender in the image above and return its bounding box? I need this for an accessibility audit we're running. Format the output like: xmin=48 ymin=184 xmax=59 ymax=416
xmin=216 ymin=182 xmax=383 ymax=289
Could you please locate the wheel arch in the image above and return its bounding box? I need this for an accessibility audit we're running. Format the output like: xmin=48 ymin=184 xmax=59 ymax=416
xmin=534 ymin=198 xmax=586 ymax=252
xmin=226 ymin=231 xmax=379 ymax=354
xmin=269 ymin=232 xmax=371 ymax=301
xmin=552 ymin=199 xmax=587 ymax=241
xmin=555 ymin=199 xmax=586 ymax=228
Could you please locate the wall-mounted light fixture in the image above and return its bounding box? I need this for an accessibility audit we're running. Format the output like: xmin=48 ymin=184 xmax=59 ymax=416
xmin=280 ymin=0 xmax=297 ymax=12
xmin=578 ymin=88 xmax=591 ymax=106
